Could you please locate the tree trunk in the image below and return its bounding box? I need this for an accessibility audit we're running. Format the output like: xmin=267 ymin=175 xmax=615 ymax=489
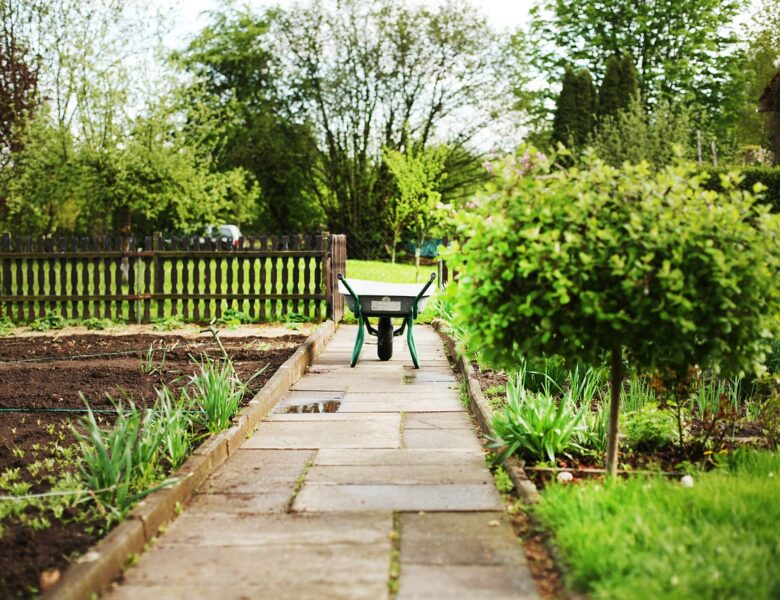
xmin=606 ymin=346 xmax=623 ymax=478
xmin=391 ymin=230 xmax=398 ymax=264
xmin=415 ymin=246 xmax=421 ymax=282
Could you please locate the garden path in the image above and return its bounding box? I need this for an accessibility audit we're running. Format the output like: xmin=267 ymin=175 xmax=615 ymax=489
xmin=108 ymin=325 xmax=538 ymax=599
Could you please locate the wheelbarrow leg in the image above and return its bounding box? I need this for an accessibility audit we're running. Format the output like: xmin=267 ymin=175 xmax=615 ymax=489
xmin=406 ymin=315 xmax=420 ymax=369
xmin=351 ymin=313 xmax=366 ymax=367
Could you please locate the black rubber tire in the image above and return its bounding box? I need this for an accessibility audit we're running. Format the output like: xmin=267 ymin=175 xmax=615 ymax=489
xmin=377 ymin=316 xmax=394 ymax=361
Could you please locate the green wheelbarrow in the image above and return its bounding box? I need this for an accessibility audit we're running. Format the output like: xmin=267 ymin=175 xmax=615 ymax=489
xmin=337 ymin=272 xmax=436 ymax=368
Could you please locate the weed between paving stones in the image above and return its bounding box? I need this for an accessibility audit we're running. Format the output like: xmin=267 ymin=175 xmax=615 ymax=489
xmin=0 ymin=332 xmax=304 ymax=597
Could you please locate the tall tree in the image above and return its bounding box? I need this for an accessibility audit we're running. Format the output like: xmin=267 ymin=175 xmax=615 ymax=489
xmin=598 ymin=52 xmax=638 ymax=120
xmin=176 ymin=9 xmax=322 ymax=232
xmin=552 ymin=66 xmax=595 ymax=149
xmin=272 ymin=0 xmax=502 ymax=254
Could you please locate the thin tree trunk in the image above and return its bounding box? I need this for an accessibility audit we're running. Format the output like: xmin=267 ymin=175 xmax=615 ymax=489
xmin=606 ymin=346 xmax=623 ymax=478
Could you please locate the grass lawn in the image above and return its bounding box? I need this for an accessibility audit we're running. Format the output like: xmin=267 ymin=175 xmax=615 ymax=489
xmin=343 ymin=259 xmax=441 ymax=324
xmin=533 ymin=450 xmax=780 ymax=600
xmin=346 ymin=259 xmax=437 ymax=284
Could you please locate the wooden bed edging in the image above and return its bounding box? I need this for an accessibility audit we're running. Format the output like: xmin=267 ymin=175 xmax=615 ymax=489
xmin=46 ymin=320 xmax=338 ymax=600
xmin=431 ymin=318 xmax=541 ymax=506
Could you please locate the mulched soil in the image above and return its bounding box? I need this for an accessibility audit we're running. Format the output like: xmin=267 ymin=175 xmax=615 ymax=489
xmin=0 ymin=332 xmax=304 ymax=598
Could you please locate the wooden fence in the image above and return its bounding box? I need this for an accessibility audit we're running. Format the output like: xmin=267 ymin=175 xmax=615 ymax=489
xmin=0 ymin=233 xmax=347 ymax=324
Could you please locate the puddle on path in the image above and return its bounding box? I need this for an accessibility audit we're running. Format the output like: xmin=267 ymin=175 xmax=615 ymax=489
xmin=285 ymin=400 xmax=342 ymax=413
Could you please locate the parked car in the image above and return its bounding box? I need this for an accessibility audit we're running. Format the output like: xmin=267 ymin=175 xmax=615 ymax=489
xmin=201 ymin=224 xmax=243 ymax=248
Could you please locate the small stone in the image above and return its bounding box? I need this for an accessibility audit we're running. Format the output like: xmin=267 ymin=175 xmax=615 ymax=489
xmin=680 ymin=475 xmax=694 ymax=488
xmin=77 ymin=551 xmax=101 ymax=563
xmin=556 ymin=471 xmax=574 ymax=483
xmin=488 ymin=520 xmax=500 ymax=527
xmin=39 ymin=569 xmax=60 ymax=591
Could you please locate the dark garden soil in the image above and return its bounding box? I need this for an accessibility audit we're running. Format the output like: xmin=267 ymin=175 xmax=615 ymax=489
xmin=0 ymin=332 xmax=305 ymax=598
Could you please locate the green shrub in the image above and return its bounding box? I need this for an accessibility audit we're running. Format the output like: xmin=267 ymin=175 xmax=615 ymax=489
xmin=446 ymin=150 xmax=780 ymax=378
xmin=702 ymin=165 xmax=780 ymax=212
xmin=84 ymin=317 xmax=114 ymax=330
xmin=622 ymin=404 xmax=678 ymax=451
xmin=216 ymin=307 xmax=254 ymax=327
xmin=29 ymin=311 xmax=68 ymax=331
xmin=489 ymin=371 xmax=587 ymax=464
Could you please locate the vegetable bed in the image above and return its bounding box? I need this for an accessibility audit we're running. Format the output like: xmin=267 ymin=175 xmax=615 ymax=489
xmin=0 ymin=331 xmax=304 ymax=597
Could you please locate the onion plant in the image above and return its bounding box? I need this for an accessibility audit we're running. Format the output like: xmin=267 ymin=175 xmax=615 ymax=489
xmin=155 ymin=386 xmax=193 ymax=469
xmin=489 ymin=371 xmax=587 ymax=464
xmin=188 ymin=356 xmax=246 ymax=434
xmin=74 ymin=397 xmax=164 ymax=521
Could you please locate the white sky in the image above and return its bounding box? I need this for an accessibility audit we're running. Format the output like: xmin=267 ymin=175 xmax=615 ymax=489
xmin=164 ymin=0 xmax=534 ymax=50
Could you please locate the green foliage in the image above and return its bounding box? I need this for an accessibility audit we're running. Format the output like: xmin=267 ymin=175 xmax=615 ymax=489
xmin=526 ymin=0 xmax=744 ymax=139
xmin=152 ymin=316 xmax=185 ymax=332
xmin=83 ymin=317 xmax=114 ymax=331
xmin=383 ymin=145 xmax=448 ymax=267
xmin=216 ymin=308 xmax=254 ymax=328
xmin=533 ymin=450 xmax=780 ymax=599
xmin=552 ymin=66 xmax=596 ymax=149
xmin=0 ymin=316 xmax=14 ymax=335
xmin=29 ymin=310 xmax=68 ymax=331
xmin=597 ymin=53 xmax=638 ymax=120
xmin=175 ymin=8 xmax=322 ymax=233
xmin=590 ymin=99 xmax=693 ymax=168
xmin=489 ymin=369 xmax=587 ymax=464
xmin=701 ymin=166 xmax=780 ymax=212
xmin=154 ymin=387 xmax=194 ymax=470
xmin=187 ymin=357 xmax=245 ymax=434
xmin=446 ymin=149 xmax=780 ymax=381
xmin=74 ymin=399 xmax=166 ymax=522
xmin=622 ymin=405 xmax=679 ymax=451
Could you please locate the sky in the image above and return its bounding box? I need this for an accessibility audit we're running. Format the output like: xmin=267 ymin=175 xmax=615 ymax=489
xmin=164 ymin=0 xmax=534 ymax=50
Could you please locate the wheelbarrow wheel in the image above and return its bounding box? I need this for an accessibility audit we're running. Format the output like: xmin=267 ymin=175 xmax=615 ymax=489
xmin=377 ymin=316 xmax=393 ymax=361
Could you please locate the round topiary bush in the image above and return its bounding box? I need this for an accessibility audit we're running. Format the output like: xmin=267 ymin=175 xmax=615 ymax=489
xmin=446 ymin=149 xmax=780 ymax=474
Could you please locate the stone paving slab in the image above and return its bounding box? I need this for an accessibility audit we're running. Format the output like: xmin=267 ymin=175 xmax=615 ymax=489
xmin=149 ymin=511 xmax=393 ymax=547
xmin=198 ymin=449 xmax=313 ymax=494
xmin=243 ymin=417 xmax=401 ymax=449
xmin=293 ymin=483 xmax=502 ymax=512
xmin=404 ymin=428 xmax=484 ymax=451
xmin=313 ymin=448 xmax=486 ymax=467
xmin=399 ymin=512 xmax=523 ymax=566
xmin=118 ymin=543 xmax=390 ymax=590
xmin=404 ymin=412 xmax=473 ymax=429
xmin=397 ymin=564 xmax=538 ymax=600
xmin=110 ymin=583 xmax=385 ymax=600
xmin=337 ymin=400 xmax=464 ymax=413
xmin=186 ymin=491 xmax=292 ymax=514
xmin=305 ymin=464 xmax=492 ymax=485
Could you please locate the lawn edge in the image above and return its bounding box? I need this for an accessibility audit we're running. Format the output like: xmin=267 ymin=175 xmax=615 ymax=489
xmin=45 ymin=320 xmax=338 ymax=600
xmin=431 ymin=318 xmax=541 ymax=505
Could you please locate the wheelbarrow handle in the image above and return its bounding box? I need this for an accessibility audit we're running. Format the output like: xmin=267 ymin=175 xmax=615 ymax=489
xmin=337 ymin=273 xmax=361 ymax=314
xmin=411 ymin=272 xmax=437 ymax=318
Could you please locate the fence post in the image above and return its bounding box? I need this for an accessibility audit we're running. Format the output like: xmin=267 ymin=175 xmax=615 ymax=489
xmin=326 ymin=234 xmax=346 ymax=323
xmin=1 ymin=234 xmax=10 ymax=319
xmin=323 ymin=232 xmax=333 ymax=320
xmin=438 ymin=235 xmax=449 ymax=289
xmin=152 ymin=232 xmax=164 ymax=320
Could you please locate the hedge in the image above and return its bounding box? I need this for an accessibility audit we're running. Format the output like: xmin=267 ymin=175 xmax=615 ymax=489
xmin=702 ymin=166 xmax=780 ymax=212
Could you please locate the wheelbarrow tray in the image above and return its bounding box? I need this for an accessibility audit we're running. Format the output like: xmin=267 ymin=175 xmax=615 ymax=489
xmin=337 ymin=273 xmax=436 ymax=368
xmin=337 ymin=279 xmax=432 ymax=317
